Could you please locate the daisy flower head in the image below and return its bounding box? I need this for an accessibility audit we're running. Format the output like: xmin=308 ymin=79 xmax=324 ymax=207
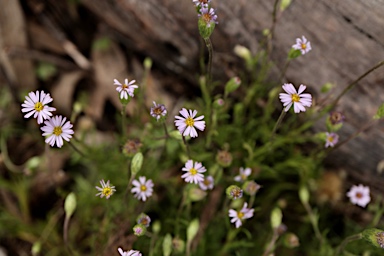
xmin=347 ymin=184 xmax=371 ymax=208
xmin=325 ymin=132 xmax=339 ymax=148
xmin=137 ymin=213 xmax=151 ymax=227
xmin=40 ymin=115 xmax=74 ymax=148
xmin=234 ymin=167 xmax=252 ymax=182
xmin=226 ymin=185 xmax=243 ymax=200
xmin=118 ymin=248 xmax=142 ymax=256
xmin=199 ymin=175 xmax=214 ymax=190
xmin=131 ymin=176 xmax=154 ymax=201
xmin=182 ymin=160 xmax=207 ymax=184
xmin=114 ymin=78 xmax=138 ymax=100
xmin=174 ymin=108 xmax=205 ymax=138
xmin=198 ymin=7 xmax=218 ymax=28
xmin=192 ymin=0 xmax=210 ymax=7
xmin=21 ymin=90 xmax=56 ymax=124
xmin=292 ymin=36 xmax=312 ymax=55
xmin=228 ymin=202 xmax=254 ymax=228
xmin=150 ymin=101 xmax=167 ymax=121
xmin=95 ymin=179 xmax=116 ymax=199
xmin=279 ymin=83 xmax=312 ymax=113
xmin=133 ymin=224 xmax=147 ymax=236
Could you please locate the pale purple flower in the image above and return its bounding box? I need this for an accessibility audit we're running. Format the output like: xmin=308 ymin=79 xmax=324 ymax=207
xmin=174 ymin=108 xmax=205 ymax=138
xmin=279 ymin=83 xmax=312 ymax=113
xmin=199 ymin=175 xmax=214 ymax=190
xmin=198 ymin=7 xmax=218 ymax=27
xmin=114 ymin=78 xmax=138 ymax=100
xmin=182 ymin=160 xmax=206 ymax=184
xmin=228 ymin=202 xmax=254 ymax=228
xmin=131 ymin=176 xmax=154 ymax=201
xmin=325 ymin=132 xmax=339 ymax=148
xmin=292 ymin=36 xmax=312 ymax=55
xmin=192 ymin=0 xmax=210 ymax=7
xmin=21 ymin=90 xmax=56 ymax=124
xmin=40 ymin=115 xmax=74 ymax=148
xmin=137 ymin=213 xmax=151 ymax=227
xmin=234 ymin=167 xmax=252 ymax=182
xmin=347 ymin=184 xmax=371 ymax=208
xmin=95 ymin=179 xmax=116 ymax=199
xmin=118 ymin=248 xmax=142 ymax=256
xmin=150 ymin=101 xmax=167 ymax=121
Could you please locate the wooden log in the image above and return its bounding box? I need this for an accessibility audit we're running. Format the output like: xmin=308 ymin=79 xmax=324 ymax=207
xmin=79 ymin=0 xmax=384 ymax=190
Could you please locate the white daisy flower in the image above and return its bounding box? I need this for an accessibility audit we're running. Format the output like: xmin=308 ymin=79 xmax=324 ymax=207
xmin=21 ymin=90 xmax=56 ymax=124
xmin=199 ymin=175 xmax=214 ymax=190
xmin=40 ymin=115 xmax=74 ymax=148
xmin=95 ymin=179 xmax=116 ymax=199
xmin=347 ymin=184 xmax=371 ymax=208
xmin=174 ymin=108 xmax=205 ymax=138
xmin=114 ymin=78 xmax=138 ymax=100
xmin=279 ymin=83 xmax=312 ymax=113
xmin=234 ymin=167 xmax=252 ymax=182
xmin=118 ymin=248 xmax=142 ymax=256
xmin=192 ymin=0 xmax=210 ymax=7
xmin=131 ymin=176 xmax=154 ymax=201
xmin=182 ymin=160 xmax=206 ymax=184
xmin=228 ymin=202 xmax=254 ymax=228
xmin=292 ymin=36 xmax=312 ymax=55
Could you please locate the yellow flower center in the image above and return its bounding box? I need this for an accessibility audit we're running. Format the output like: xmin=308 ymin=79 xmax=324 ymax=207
xmin=202 ymin=13 xmax=212 ymax=23
xmin=185 ymin=117 xmax=195 ymax=127
xmin=190 ymin=168 xmax=198 ymax=176
xmin=301 ymin=43 xmax=307 ymax=49
xmin=328 ymin=136 xmax=334 ymax=142
xmin=102 ymin=187 xmax=113 ymax=197
xmin=241 ymin=174 xmax=247 ymax=180
xmin=153 ymin=107 xmax=163 ymax=115
xmin=122 ymin=84 xmax=128 ymax=89
xmin=34 ymin=102 xmax=43 ymax=111
xmin=355 ymin=192 xmax=363 ymax=199
xmin=291 ymin=94 xmax=300 ymax=102
xmin=141 ymin=219 xmax=148 ymax=225
xmin=53 ymin=127 xmax=62 ymax=136
xmin=237 ymin=212 xmax=244 ymax=219
xmin=140 ymin=185 xmax=147 ymax=192
xmin=203 ymin=179 xmax=210 ymax=186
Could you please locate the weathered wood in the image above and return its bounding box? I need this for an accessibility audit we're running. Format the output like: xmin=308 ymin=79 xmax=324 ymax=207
xmin=78 ymin=0 xmax=384 ymax=190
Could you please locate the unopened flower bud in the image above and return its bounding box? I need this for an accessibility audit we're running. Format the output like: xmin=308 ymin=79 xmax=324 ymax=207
xmin=243 ymin=181 xmax=261 ymax=196
xmin=131 ymin=152 xmax=144 ymax=176
xmin=122 ymin=139 xmax=142 ymax=157
xmin=282 ymin=233 xmax=300 ymax=248
xmin=64 ymin=192 xmax=77 ymax=219
xmin=188 ymin=187 xmax=207 ymax=202
xmin=362 ymin=228 xmax=384 ymax=248
xmin=172 ymin=237 xmax=185 ymax=254
xmin=216 ymin=150 xmax=233 ymax=167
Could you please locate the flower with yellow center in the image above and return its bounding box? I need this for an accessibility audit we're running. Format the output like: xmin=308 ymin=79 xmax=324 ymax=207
xmin=234 ymin=167 xmax=252 ymax=182
xmin=21 ymin=90 xmax=56 ymax=124
xmin=228 ymin=202 xmax=254 ymax=228
xmin=114 ymin=78 xmax=138 ymax=100
xmin=95 ymin=180 xmax=116 ymax=199
xmin=325 ymin=132 xmax=339 ymax=148
xmin=198 ymin=7 xmax=218 ymax=28
xmin=292 ymin=36 xmax=312 ymax=55
xmin=174 ymin=108 xmax=206 ymax=138
xmin=199 ymin=175 xmax=214 ymax=190
xmin=279 ymin=83 xmax=312 ymax=113
xmin=150 ymin=101 xmax=167 ymax=121
xmin=182 ymin=160 xmax=206 ymax=184
xmin=41 ymin=115 xmax=74 ymax=148
xmin=131 ymin=176 xmax=154 ymax=201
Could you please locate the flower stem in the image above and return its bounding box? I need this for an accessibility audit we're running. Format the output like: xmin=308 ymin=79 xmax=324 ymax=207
xmin=334 ymin=233 xmax=362 ymax=256
xmin=302 ymin=201 xmax=323 ymax=245
xmin=330 ymin=60 xmax=384 ymax=110
xmin=278 ymin=59 xmax=291 ymax=83
xmin=333 ymin=120 xmax=376 ymax=150
xmin=121 ymin=103 xmax=127 ymax=140
xmin=182 ymin=136 xmax=191 ymax=159
xmin=262 ymin=227 xmax=279 ymax=256
xmin=267 ymin=0 xmax=280 ymax=57
xmin=203 ymin=37 xmax=213 ymax=88
xmin=271 ymin=109 xmax=287 ymax=139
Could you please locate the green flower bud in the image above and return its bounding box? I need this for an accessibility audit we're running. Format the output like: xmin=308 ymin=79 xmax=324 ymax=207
xmin=288 ymin=48 xmax=302 ymax=59
xmin=144 ymin=57 xmax=153 ymax=70
xmin=299 ymin=185 xmax=310 ymax=204
xmin=131 ymin=152 xmax=144 ymax=176
xmin=362 ymin=228 xmax=384 ymax=248
xmin=153 ymin=220 xmax=161 ymax=234
xmin=282 ymin=232 xmax=300 ymax=248
xmin=163 ymin=233 xmax=173 ymax=256
xmin=31 ymin=241 xmax=42 ymax=256
xmin=271 ymin=207 xmax=282 ymax=229
xmin=187 ymin=219 xmax=199 ymax=244
xmin=224 ymin=77 xmax=241 ymax=98
xmin=172 ymin=237 xmax=185 ymax=254
xmin=233 ymin=45 xmax=251 ymax=60
xmin=64 ymin=192 xmax=77 ymax=219
xmin=188 ymin=187 xmax=207 ymax=202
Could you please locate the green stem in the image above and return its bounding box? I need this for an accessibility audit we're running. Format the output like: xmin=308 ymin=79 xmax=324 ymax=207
xmin=262 ymin=228 xmax=279 ymax=256
xmin=203 ymin=37 xmax=213 ymax=88
xmin=271 ymin=109 xmax=287 ymax=139
xmin=278 ymin=59 xmax=291 ymax=83
xmin=182 ymin=136 xmax=191 ymax=159
xmin=302 ymin=201 xmax=323 ymax=245
xmin=267 ymin=0 xmax=280 ymax=57
xmin=330 ymin=60 xmax=384 ymax=110
xmin=121 ymin=103 xmax=127 ymax=140
xmin=334 ymin=233 xmax=362 ymax=256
